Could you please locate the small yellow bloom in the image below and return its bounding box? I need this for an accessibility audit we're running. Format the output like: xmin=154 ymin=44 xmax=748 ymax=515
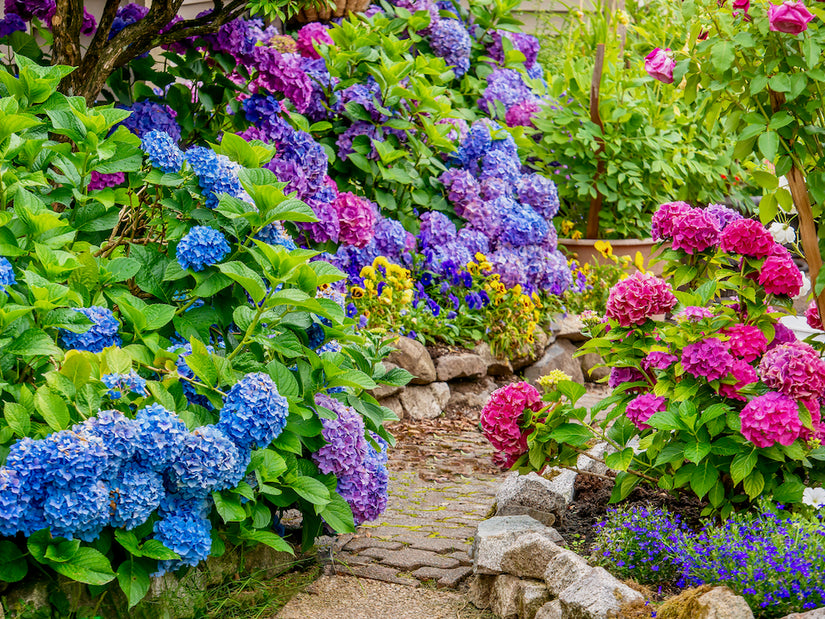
xmin=539 ymin=370 xmax=572 ymax=392
xmin=364 ymin=280 xmax=376 ymax=294
xmin=594 ymin=240 xmax=613 ymax=259
xmin=571 ymin=230 xmax=583 ymax=240
xmin=360 ymin=266 xmax=376 ymax=280
xmin=351 ymin=287 xmax=365 ymax=298
xmin=512 ymin=284 xmax=523 ymax=296
xmin=466 ymin=262 xmax=479 ymax=275
xmin=400 ymin=290 xmax=413 ymax=304
xmin=475 ymin=252 xmax=488 ymax=262
xmin=561 ymin=220 xmax=575 ymax=235
xmin=634 ymin=251 xmax=647 ymax=273
xmin=373 ymin=256 xmax=390 ymax=269
xmin=480 ymin=261 xmax=493 ymax=271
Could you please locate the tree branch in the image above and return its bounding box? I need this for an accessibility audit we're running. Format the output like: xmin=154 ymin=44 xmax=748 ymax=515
xmin=51 ymin=0 xmax=83 ymax=70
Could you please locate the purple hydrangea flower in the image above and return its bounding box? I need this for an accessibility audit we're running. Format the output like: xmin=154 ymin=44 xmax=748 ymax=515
xmin=312 ymin=394 xmax=368 ymax=477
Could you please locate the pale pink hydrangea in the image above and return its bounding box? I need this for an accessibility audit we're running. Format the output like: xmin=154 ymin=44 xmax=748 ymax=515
xmin=719 ymin=219 xmax=775 ymax=258
xmin=651 ymin=201 xmax=691 ymax=241
xmin=740 ymin=391 xmax=803 ymax=448
xmin=332 ymin=192 xmax=377 ymax=248
xmin=806 ymin=300 xmax=823 ymax=330
xmin=675 ymin=306 xmax=715 ymax=322
xmin=681 ymin=337 xmax=734 ymax=382
xmin=670 ymin=207 xmax=720 ymax=254
xmin=625 ymin=393 xmax=667 ymax=430
xmin=480 ymin=382 xmax=544 ymax=467
xmin=759 ymin=341 xmax=825 ymax=400
xmin=605 ymin=272 xmax=677 ymax=327
xmin=725 ymin=324 xmax=768 ymax=362
xmin=718 ymin=359 xmax=758 ymax=401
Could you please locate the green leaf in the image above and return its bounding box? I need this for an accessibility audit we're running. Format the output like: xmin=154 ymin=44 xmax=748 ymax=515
xmin=34 ymin=387 xmax=69 ymax=431
xmin=289 ymin=475 xmax=330 ymax=506
xmin=138 ymin=540 xmax=180 ymax=561
xmin=773 ymin=479 xmax=805 ymax=503
xmin=605 ymin=447 xmax=634 ymax=472
xmin=758 ymin=131 xmax=779 ymax=162
xmin=556 ymin=380 xmax=586 ymax=404
xmin=609 ymin=471 xmax=641 ymax=503
xmin=117 ymin=561 xmax=151 ymax=609
xmin=730 ymin=449 xmax=757 ymax=484
xmin=326 ymin=369 xmax=377 ymax=391
xmin=743 ymin=469 xmax=765 ymax=499
xmin=690 ymin=461 xmax=719 ymax=499
xmin=710 ymin=40 xmax=734 ymax=72
xmin=213 ymin=491 xmax=247 ymax=522
xmin=683 ymin=440 xmax=712 ymax=465
xmin=5 ymin=403 xmax=30 ymax=437
xmin=143 ymin=305 xmax=176 ymax=330
xmin=218 ymin=261 xmax=267 ymax=304
xmin=266 ymin=360 xmax=300 ymax=400
xmin=238 ymin=529 xmax=294 ymax=554
xmin=320 ymin=493 xmax=356 ymax=534
xmin=0 ymin=541 xmax=27 ymax=582
xmin=6 ymin=328 xmax=63 ymax=357
xmin=50 ymin=548 xmax=116 ymax=585
xmin=550 ymin=423 xmax=595 ymax=447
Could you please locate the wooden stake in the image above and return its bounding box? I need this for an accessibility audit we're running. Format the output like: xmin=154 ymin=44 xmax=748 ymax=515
xmin=586 ymin=43 xmax=606 ymax=239
xmin=785 ymin=166 xmax=825 ymax=320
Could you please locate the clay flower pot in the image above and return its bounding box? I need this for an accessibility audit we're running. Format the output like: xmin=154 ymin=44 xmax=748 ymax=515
xmin=294 ymin=0 xmax=371 ymax=22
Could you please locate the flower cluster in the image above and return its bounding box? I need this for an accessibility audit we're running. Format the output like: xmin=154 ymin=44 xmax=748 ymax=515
xmin=176 ymin=226 xmax=231 ymax=272
xmin=480 ymin=382 xmax=544 ymax=469
xmin=120 ymin=100 xmax=181 ymax=141
xmin=141 ymin=130 xmax=184 ymax=174
xmin=311 ymin=394 xmax=368 ymax=477
xmin=101 ymin=371 xmax=147 ymax=400
xmin=605 ymin=271 xmax=677 ymax=327
xmin=59 ymin=306 xmax=122 ymax=353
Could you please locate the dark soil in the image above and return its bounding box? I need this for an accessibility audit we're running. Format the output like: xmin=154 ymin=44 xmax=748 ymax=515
xmin=557 ymin=473 xmax=706 ymax=555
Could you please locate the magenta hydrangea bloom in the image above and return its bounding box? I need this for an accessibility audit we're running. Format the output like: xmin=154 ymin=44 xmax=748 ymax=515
xmin=641 ymin=351 xmax=678 ymax=372
xmin=758 ymin=251 xmax=803 ymax=297
xmin=625 ymin=393 xmax=667 ymax=430
xmin=296 ymin=23 xmax=332 ymax=59
xmin=759 ymin=341 xmax=825 ymax=400
xmin=651 ymin=201 xmax=691 ymax=241
xmin=88 ymin=171 xmax=125 ymax=191
xmin=740 ymin=392 xmax=803 ymax=448
xmin=605 ymin=272 xmax=677 ymax=327
xmin=332 ymin=192 xmax=377 ymax=248
xmin=311 ymin=394 xmax=368 ymax=477
xmin=806 ymin=300 xmax=823 ymax=330
xmin=681 ymin=337 xmax=734 ymax=382
xmin=719 ymin=219 xmax=775 ymax=258
xmin=725 ymin=324 xmax=768 ymax=362
xmin=670 ymin=207 xmax=720 ymax=254
xmin=718 ymin=359 xmax=758 ymax=401
xmin=768 ymin=320 xmax=797 ymax=350
xmin=675 ymin=306 xmax=715 ymax=322
xmin=608 ymin=366 xmax=646 ymax=389
xmin=505 ymin=100 xmax=541 ymax=128
xmin=480 ymin=382 xmax=543 ymax=466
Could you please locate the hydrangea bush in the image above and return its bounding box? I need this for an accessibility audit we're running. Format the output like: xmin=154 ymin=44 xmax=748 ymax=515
xmin=481 ymin=202 xmax=825 ymax=516
xmin=0 ymin=62 xmax=406 ymax=608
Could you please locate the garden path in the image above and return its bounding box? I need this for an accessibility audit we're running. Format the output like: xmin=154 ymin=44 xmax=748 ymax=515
xmin=276 ymin=389 xmax=606 ymax=618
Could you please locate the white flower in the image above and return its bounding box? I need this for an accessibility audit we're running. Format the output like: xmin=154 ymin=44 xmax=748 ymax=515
xmin=768 ymin=221 xmax=795 ymax=245
xmin=802 ymin=486 xmax=825 ymax=509
xmin=795 ymin=273 xmax=811 ymax=300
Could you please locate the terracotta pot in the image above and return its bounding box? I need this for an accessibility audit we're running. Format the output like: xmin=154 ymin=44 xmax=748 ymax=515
xmin=294 ymin=0 xmax=371 ymax=22
xmin=558 ymin=238 xmax=663 ymax=275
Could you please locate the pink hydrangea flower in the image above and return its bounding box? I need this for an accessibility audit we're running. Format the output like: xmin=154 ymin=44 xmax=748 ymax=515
xmin=740 ymin=391 xmax=803 ymax=448
xmin=88 ymin=171 xmax=126 ymax=191
xmin=670 ymin=207 xmax=720 ymax=254
xmin=332 ymin=192 xmax=377 ymax=248
xmin=759 ymin=341 xmax=825 ymax=400
xmin=768 ymin=0 xmax=814 ymax=35
xmin=651 ymin=201 xmax=691 ymax=241
xmin=719 ymin=219 xmax=775 ymax=258
xmin=625 ymin=393 xmax=667 ymax=430
xmin=681 ymin=337 xmax=734 ymax=381
xmin=725 ymin=324 xmax=768 ymax=362
xmin=719 ymin=359 xmax=758 ymax=401
xmin=480 ymin=382 xmax=543 ymax=467
xmin=296 ymin=23 xmax=333 ymax=59
xmin=806 ymin=300 xmax=823 ymax=330
xmin=675 ymin=306 xmax=715 ymax=322
xmin=758 ymin=247 xmax=803 ymax=296
xmin=641 ymin=351 xmax=678 ymax=372
xmin=644 ymin=48 xmax=675 ymax=84
xmin=606 ymin=272 xmax=677 ymax=327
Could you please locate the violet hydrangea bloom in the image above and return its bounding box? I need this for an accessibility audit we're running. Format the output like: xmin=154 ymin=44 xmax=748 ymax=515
xmin=487 ymin=30 xmax=540 ymax=69
xmin=478 ymin=68 xmax=537 ymax=116
xmin=121 ymin=100 xmax=181 ymax=141
xmin=505 ymin=99 xmax=541 ymax=128
xmin=704 ymin=203 xmax=743 ymax=230
xmin=675 ymin=306 xmax=715 ymax=322
xmin=336 ymin=441 xmax=389 ymax=525
xmin=429 ymin=19 xmax=471 ymax=77
xmin=88 ymin=171 xmax=125 ymax=191
xmin=252 ymin=47 xmax=312 ymax=113
xmin=641 ymin=351 xmax=677 ymax=372
xmin=608 ymin=366 xmax=646 ymax=390
xmin=605 ymin=272 xmax=677 ymax=327
xmin=0 ymin=13 xmax=26 ymax=37
xmin=681 ymin=337 xmax=734 ymax=382
xmin=740 ymin=392 xmax=803 ymax=448
xmin=419 ymin=211 xmax=457 ymax=249
xmin=312 ymin=394 xmax=368 ymax=477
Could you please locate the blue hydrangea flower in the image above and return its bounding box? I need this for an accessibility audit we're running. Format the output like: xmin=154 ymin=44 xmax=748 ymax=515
xmin=74 ymin=409 xmax=139 ymax=473
xmin=306 ymin=323 xmax=325 ymax=349
xmin=312 ymin=394 xmax=368 ymax=477
xmin=184 ymin=148 xmax=245 ymax=208
xmin=109 ymin=461 xmax=164 ymax=530
xmin=39 ymin=430 xmax=110 ymax=490
xmin=141 ymin=130 xmax=184 ymax=174
xmin=0 ymin=14 xmax=26 ymax=39
xmin=256 ymin=221 xmax=297 ymax=250
xmin=217 ymin=373 xmax=289 ymax=450
xmin=451 ymin=122 xmax=491 ymax=167
xmin=499 ymin=200 xmax=549 ymax=247
xmin=430 ymin=19 xmax=471 ymax=77
xmin=101 ymin=371 xmax=148 ymax=400
xmin=0 ymin=257 xmax=15 ymax=292
xmin=0 ymin=469 xmax=31 ymax=537
xmin=109 ymin=3 xmax=149 ymax=39
xmin=59 ymin=306 xmax=121 ymax=353
xmin=153 ymin=507 xmax=213 ymax=574
xmin=43 ymin=481 xmax=110 ymax=542
xmin=317 ymin=340 xmax=342 ymax=355
xmin=418 ymin=211 xmax=457 ymax=250
xmin=479 ymin=150 xmax=521 ymax=185
xmin=121 ymin=100 xmax=181 ymax=141
xmin=134 ymin=404 xmax=188 ymax=472
xmin=167 ymin=426 xmax=249 ymax=498
xmin=176 ymin=226 xmax=231 ymax=272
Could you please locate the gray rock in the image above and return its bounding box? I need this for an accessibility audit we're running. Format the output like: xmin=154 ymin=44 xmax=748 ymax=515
xmin=558 ymin=566 xmax=644 ymax=619
xmin=467 ymin=574 xmax=496 ymax=609
xmin=378 ymin=394 xmax=405 ymax=421
xmin=387 ymin=336 xmax=436 ymax=384
xmin=579 ymin=352 xmax=610 ymax=382
xmin=524 ymin=340 xmax=584 ymax=386
xmin=535 ymin=600 xmax=563 ymax=619
xmin=783 ymin=610 xmax=825 ymax=619
xmin=399 ymin=382 xmax=450 ymax=420
xmin=519 ymin=580 xmax=550 ymax=619
xmin=496 ymin=504 xmax=557 ymax=528
xmin=576 ymin=443 xmax=609 ymax=476
xmin=551 ymin=315 xmax=587 ymax=342
xmin=543 ymin=550 xmax=593 ymax=597
xmin=500 ymin=532 xmax=565 ymax=579
xmin=512 ymin=328 xmax=552 ymax=371
xmin=496 ymin=472 xmax=576 ymax=523
xmin=371 ymin=362 xmax=404 ymax=399
xmin=472 ymin=515 xmax=561 ymax=575
xmin=474 ymin=341 xmax=514 ymax=376
xmin=447 ymin=376 xmax=497 ymax=410
xmin=3 ymin=580 xmax=50 ymax=615
xmin=436 ymin=353 xmax=487 ymax=382
xmin=694 ymin=587 xmax=755 ymax=619
xmin=490 ymin=574 xmax=522 ymax=619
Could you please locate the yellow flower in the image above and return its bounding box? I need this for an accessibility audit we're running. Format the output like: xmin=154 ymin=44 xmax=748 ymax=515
xmin=373 ymin=256 xmax=390 ymax=269
xmin=512 ymin=284 xmax=523 ymax=296
xmin=634 ymin=251 xmax=647 ymax=273
xmin=360 ymin=266 xmax=376 ymax=280
xmin=387 ymin=263 xmax=405 ymax=278
xmin=571 ymin=230 xmax=583 ymax=240
xmin=539 ymin=370 xmax=572 ymax=392
xmin=466 ymin=262 xmax=479 ymax=275
xmin=400 ymin=289 xmax=413 ymax=304
xmin=364 ymin=280 xmax=376 ymax=294
xmin=351 ymin=287 xmax=365 ymax=298
xmin=480 ymin=261 xmax=493 ymax=271
xmin=475 ymin=252 xmax=488 ymax=262
xmin=594 ymin=240 xmax=613 ymax=259
xmin=561 ymin=220 xmax=575 ymax=235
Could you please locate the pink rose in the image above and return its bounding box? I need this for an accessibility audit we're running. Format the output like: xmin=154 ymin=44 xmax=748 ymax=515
xmin=768 ymin=1 xmax=815 ymax=34
xmin=644 ymin=48 xmax=676 ymax=84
